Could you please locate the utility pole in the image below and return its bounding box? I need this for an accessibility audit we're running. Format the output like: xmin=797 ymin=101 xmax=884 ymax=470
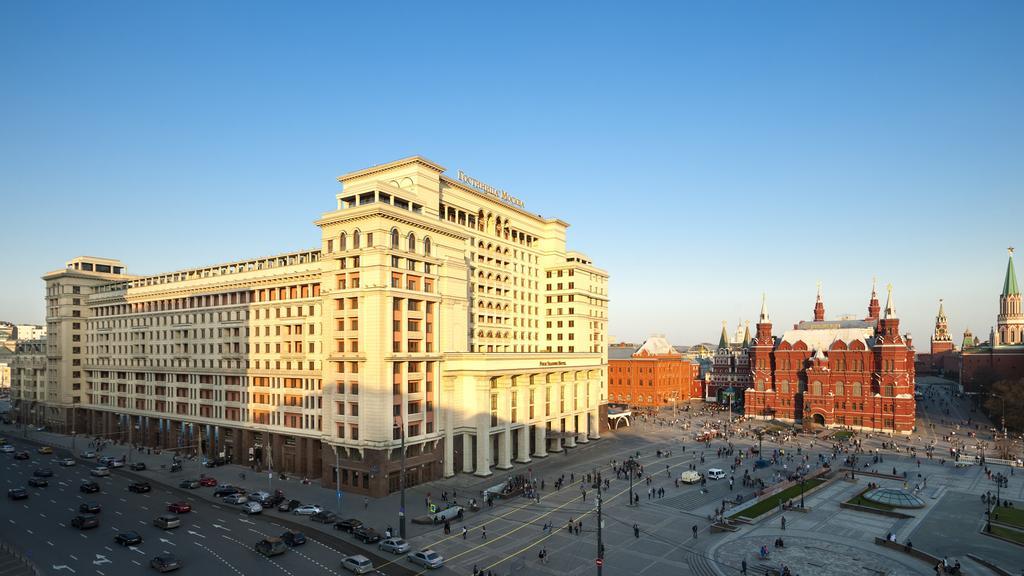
xmin=628 ymin=457 xmax=635 ymax=506
xmin=335 ymin=448 xmax=342 ymax=515
xmin=596 ymin=471 xmax=604 ymax=575
xmin=397 ymin=416 xmax=407 ymax=539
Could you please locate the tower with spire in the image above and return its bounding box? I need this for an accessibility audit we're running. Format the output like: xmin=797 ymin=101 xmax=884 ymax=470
xmin=750 ymin=293 xmax=774 ymax=394
xmin=930 ymin=299 xmax=954 ymax=354
xmin=867 ymin=277 xmax=881 ymax=323
xmin=813 ymin=281 xmax=825 ymax=322
xmin=996 ymin=247 xmax=1023 ymax=346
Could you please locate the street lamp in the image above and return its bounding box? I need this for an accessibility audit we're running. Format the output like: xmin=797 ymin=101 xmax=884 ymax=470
xmin=800 ymin=477 xmax=806 ymax=509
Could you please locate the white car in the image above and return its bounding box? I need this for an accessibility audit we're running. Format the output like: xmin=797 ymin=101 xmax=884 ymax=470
xmin=243 ymin=502 xmax=263 ymax=515
xmin=706 ymin=468 xmax=726 ymax=480
xmin=0 ymin=445 xmax=15 ymax=453
xmin=408 ymin=549 xmax=444 ymax=569
xmin=80 ymin=451 xmax=96 ymax=459
xmin=223 ymin=493 xmax=248 ymax=505
xmin=90 ymin=467 xmax=111 ymax=477
xmin=107 ymin=459 xmax=125 ymax=468
xmin=340 ymin=555 xmax=374 ymax=574
xmin=293 ymin=504 xmax=322 ymax=516
xmin=58 ymin=458 xmax=76 ymax=467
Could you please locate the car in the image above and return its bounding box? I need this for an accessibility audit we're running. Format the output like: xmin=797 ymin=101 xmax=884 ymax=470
xmin=0 ymin=444 xmax=14 ymax=453
xmin=71 ymin=514 xmax=99 ymax=529
xmin=278 ymin=499 xmax=301 ymax=512
xmin=98 ymin=456 xmax=114 ymax=466
xmin=107 ymin=459 xmax=125 ymax=468
xmin=91 ymin=467 xmax=111 ymax=477
xmin=334 ymin=518 xmax=363 ymax=533
xmin=28 ymin=477 xmax=48 ymax=487
xmin=311 ymin=510 xmax=339 ymax=524
xmin=353 ymin=526 xmax=382 ymax=544
xmin=198 ymin=477 xmax=217 ymax=487
xmin=37 ymin=446 xmax=53 ymax=455
xmin=266 ymin=494 xmax=285 ymax=508
xmin=80 ymin=451 xmax=96 ymax=459
xmin=58 ymin=457 xmax=76 ymax=467
xmin=340 ymin=555 xmax=374 ymax=574
xmin=179 ymin=479 xmax=200 ymax=489
xmin=7 ymin=488 xmax=28 ymax=500
xmin=281 ymin=531 xmax=306 ymax=547
xmin=223 ymin=493 xmax=248 ymax=505
xmin=13 ymin=451 xmax=29 ymax=460
xmin=680 ymin=470 xmax=702 ymax=484
xmin=150 ymin=554 xmax=182 ymax=573
xmin=130 ymin=462 xmax=146 ymax=471
xmin=129 ymin=481 xmax=151 ymax=493
xmin=408 ymin=549 xmax=444 ymax=569
xmin=706 ymin=468 xmax=727 ymax=480
xmin=213 ymin=486 xmax=241 ymax=497
xmin=33 ymin=468 xmax=53 ymax=477
xmin=80 ymin=502 xmax=102 ymax=513
xmin=293 ymin=504 xmax=322 ymax=516
xmin=203 ymin=457 xmax=228 ymax=468
xmin=243 ymin=502 xmax=263 ymax=515
xmin=114 ymin=531 xmax=143 ymax=546
xmin=255 ymin=537 xmax=288 ymax=557
xmin=34 ymin=426 xmax=46 ymax=432
xmin=167 ymin=501 xmax=192 ymax=514
xmin=249 ymin=491 xmax=271 ymax=504
xmin=153 ymin=515 xmax=181 ymax=530
xmin=379 ymin=537 xmax=410 ymax=554
xmin=80 ymin=481 xmax=100 ymax=493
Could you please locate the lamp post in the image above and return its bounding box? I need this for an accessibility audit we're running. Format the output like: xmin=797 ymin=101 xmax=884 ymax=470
xmin=395 ymin=416 xmax=407 ymax=539
xmin=800 ymin=477 xmax=806 ymax=508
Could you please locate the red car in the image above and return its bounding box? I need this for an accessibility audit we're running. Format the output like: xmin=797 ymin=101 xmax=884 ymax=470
xmin=167 ymin=501 xmax=192 ymax=514
xmin=199 ymin=477 xmax=217 ymax=487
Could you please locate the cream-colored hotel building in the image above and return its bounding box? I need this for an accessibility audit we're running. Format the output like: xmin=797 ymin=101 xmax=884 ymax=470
xmin=17 ymin=157 xmax=609 ymax=495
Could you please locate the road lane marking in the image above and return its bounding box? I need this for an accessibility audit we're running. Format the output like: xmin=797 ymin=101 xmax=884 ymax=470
xmin=131 ymin=560 xmax=141 ymax=566
xmin=26 ymin=529 xmax=33 ymax=535
xmin=70 ymin=555 xmax=78 ymax=560
xmin=80 ymin=533 xmax=88 ymax=539
xmin=47 ymin=541 xmax=54 ymax=546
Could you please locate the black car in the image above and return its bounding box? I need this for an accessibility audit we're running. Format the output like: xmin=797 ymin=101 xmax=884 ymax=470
xmin=80 ymin=481 xmax=100 ymax=494
xmin=79 ymin=502 xmax=102 ymax=513
xmin=27 ymin=477 xmax=48 ymax=487
xmin=311 ymin=510 xmax=339 ymax=524
xmin=353 ymin=526 xmax=382 ymax=543
xmin=71 ymin=514 xmax=99 ymax=529
xmin=114 ymin=531 xmax=143 ymax=546
xmin=204 ymin=457 xmax=228 ymax=468
xmin=150 ymin=555 xmax=182 ymax=573
xmin=129 ymin=462 xmax=146 ymax=471
xmin=13 ymin=451 xmax=29 ymax=460
xmin=266 ymin=494 xmax=286 ymax=508
xmin=179 ymin=479 xmax=200 ymax=489
xmin=278 ymin=498 xmax=301 ymax=512
xmin=333 ymin=518 xmax=363 ymax=533
xmin=7 ymin=488 xmax=28 ymax=500
xmin=213 ymin=486 xmax=240 ymax=497
xmin=33 ymin=468 xmax=53 ymax=478
xmin=281 ymin=531 xmax=306 ymax=547
xmin=128 ymin=482 xmax=151 ymax=493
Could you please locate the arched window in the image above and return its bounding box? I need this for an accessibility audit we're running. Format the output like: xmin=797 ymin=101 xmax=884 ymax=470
xmin=353 ymin=230 xmax=361 ymax=249
xmin=812 ymin=381 xmax=822 ymax=396
xmin=756 ymin=380 xmax=764 ymax=391
xmin=390 ymin=228 xmax=399 ymax=249
xmin=407 ymin=233 xmax=416 ymax=252
xmin=835 ymin=381 xmax=845 ymax=396
xmin=423 ymin=237 xmax=431 ymax=256
xmin=339 ymin=232 xmax=347 ymax=251
xmin=780 ymin=380 xmax=790 ymax=394
xmin=852 ymin=382 xmax=862 ymax=397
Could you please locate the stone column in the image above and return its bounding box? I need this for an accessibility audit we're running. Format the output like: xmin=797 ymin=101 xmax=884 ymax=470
xmin=475 ymin=387 xmax=491 ymax=476
xmin=461 ymin=433 xmax=474 ymax=474
xmin=564 ymin=415 xmax=577 ymax=448
xmin=443 ymin=421 xmax=455 ymax=478
xmin=516 ymin=426 xmax=531 ymax=463
xmin=497 ymin=428 xmax=512 ymax=469
xmin=588 ymin=408 xmax=601 ymax=440
xmin=533 ymin=424 xmax=548 ymax=458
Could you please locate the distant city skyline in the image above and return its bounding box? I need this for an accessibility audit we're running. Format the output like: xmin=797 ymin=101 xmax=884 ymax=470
xmin=2 ymin=2 xmax=1022 ymax=346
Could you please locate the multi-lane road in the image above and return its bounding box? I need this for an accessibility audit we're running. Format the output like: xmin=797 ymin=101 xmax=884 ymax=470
xmin=0 ymin=438 xmax=415 ymax=576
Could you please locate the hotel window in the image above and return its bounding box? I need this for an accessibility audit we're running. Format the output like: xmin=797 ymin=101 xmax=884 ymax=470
xmin=350 ymin=425 xmax=358 ymax=440
xmin=408 ymin=233 xmax=416 ymax=252
xmin=391 ymin=229 xmax=400 ymax=249
xmin=423 ymin=237 xmax=431 ymax=256
xmin=353 ymin=230 xmax=361 ymax=249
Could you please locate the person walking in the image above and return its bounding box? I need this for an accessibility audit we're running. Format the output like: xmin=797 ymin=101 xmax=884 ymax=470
xmin=692 ymin=524 xmax=698 ymax=539
xmin=633 ymin=523 xmax=640 ymax=538
xmin=741 ymin=559 xmax=747 ymax=574
xmin=481 ymin=525 xmax=487 ymax=540
xmin=781 ymin=515 xmax=786 ymax=530
xmin=363 ymin=497 xmax=369 ymax=510
xmin=462 ymin=526 xmax=468 ymax=539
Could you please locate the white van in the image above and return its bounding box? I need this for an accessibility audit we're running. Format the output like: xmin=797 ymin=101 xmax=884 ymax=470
xmin=706 ymin=468 xmax=726 ymax=480
xmin=679 ymin=470 xmax=702 ymax=484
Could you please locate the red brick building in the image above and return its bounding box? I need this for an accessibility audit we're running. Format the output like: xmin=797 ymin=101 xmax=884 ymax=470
xmin=608 ymin=336 xmax=700 ymax=408
xmin=744 ymin=283 xmax=916 ymax=434
xmin=961 ymin=249 xmax=1024 ymax=389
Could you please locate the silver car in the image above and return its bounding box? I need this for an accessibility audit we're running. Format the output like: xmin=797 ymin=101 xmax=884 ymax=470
xmin=340 ymin=554 xmax=374 ymax=574
xmin=408 ymin=549 xmax=444 ymax=569
xmin=378 ymin=537 xmax=410 ymax=554
xmin=293 ymin=504 xmax=322 ymax=516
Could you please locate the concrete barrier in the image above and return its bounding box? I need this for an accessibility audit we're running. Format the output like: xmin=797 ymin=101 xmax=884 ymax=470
xmin=966 ymin=553 xmax=1012 ymax=576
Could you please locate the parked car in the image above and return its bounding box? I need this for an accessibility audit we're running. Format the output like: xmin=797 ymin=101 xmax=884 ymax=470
xmin=281 ymin=531 xmax=306 ymax=547
xmin=379 ymin=537 xmax=410 ymax=554
xmin=408 ymin=549 xmax=444 ymax=569
xmin=80 ymin=451 xmax=96 ymax=459
xmin=150 ymin=554 xmax=182 ymax=573
xmin=98 ymin=456 xmax=115 ymax=467
xmin=71 ymin=514 xmax=99 ymax=529
xmin=79 ymin=502 xmax=102 ymax=513
xmin=353 ymin=526 xmax=382 ymax=544
xmin=33 ymin=468 xmax=53 ymax=477
xmin=107 ymin=459 xmax=125 ymax=469
xmin=243 ymin=502 xmax=263 ymax=515
xmin=293 ymin=504 xmax=322 ymax=516
xmin=153 ymin=515 xmax=181 ymax=530
xmin=167 ymin=502 xmax=192 ymax=514
xmin=278 ymin=499 xmax=301 ymax=512
xmin=213 ymin=486 xmax=241 ymax=497
xmin=255 ymin=537 xmax=288 ymax=557
xmin=340 ymin=555 xmax=374 ymax=574
xmin=58 ymin=457 xmax=76 ymax=467
xmin=203 ymin=457 xmax=228 ymax=468
xmin=28 ymin=477 xmax=48 ymax=487
xmin=7 ymin=488 xmax=28 ymax=500
xmin=179 ymin=479 xmax=200 ymax=489
xmin=90 ymin=467 xmax=111 ymax=477
xmin=114 ymin=531 xmax=143 ymax=546
xmin=13 ymin=451 xmax=29 ymax=460
xmin=80 ymin=481 xmax=100 ymax=493
xmin=266 ymin=494 xmax=286 ymax=508
xmin=0 ymin=444 xmax=15 ymax=453
xmin=311 ymin=510 xmax=339 ymax=524
xmin=223 ymin=493 xmax=248 ymax=505
xmin=129 ymin=462 xmax=146 ymax=471
xmin=249 ymin=491 xmax=271 ymax=504
xmin=198 ymin=477 xmax=217 ymax=487
xmin=129 ymin=481 xmax=151 ymax=493
xmin=333 ymin=518 xmax=363 ymax=533
xmin=37 ymin=446 xmax=53 ymax=455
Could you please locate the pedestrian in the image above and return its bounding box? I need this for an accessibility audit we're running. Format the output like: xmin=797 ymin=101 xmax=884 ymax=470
xmin=692 ymin=525 xmax=698 ymax=539
xmin=473 ymin=565 xmax=479 ymax=576
xmin=781 ymin=516 xmax=786 ymax=530
xmin=363 ymin=497 xmax=369 ymax=510
xmin=633 ymin=523 xmax=640 ymax=538
xmin=741 ymin=559 xmax=747 ymax=574
xmin=482 ymin=525 xmax=487 ymax=540
xmin=462 ymin=526 xmax=468 ymax=539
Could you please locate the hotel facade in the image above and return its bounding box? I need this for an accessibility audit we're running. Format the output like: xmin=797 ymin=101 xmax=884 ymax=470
xmin=15 ymin=157 xmax=609 ymax=496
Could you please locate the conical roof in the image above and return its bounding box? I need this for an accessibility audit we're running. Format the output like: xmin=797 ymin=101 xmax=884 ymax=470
xmin=718 ymin=322 xmax=730 ymax=350
xmin=1004 ymin=251 xmax=1019 ymax=296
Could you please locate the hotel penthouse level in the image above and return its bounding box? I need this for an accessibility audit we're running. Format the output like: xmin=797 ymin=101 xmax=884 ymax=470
xmin=743 ymin=283 xmax=916 ymax=434
xmin=18 ymin=157 xmax=609 ymax=496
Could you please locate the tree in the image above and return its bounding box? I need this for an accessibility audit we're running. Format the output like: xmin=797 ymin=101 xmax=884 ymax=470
xmin=986 ymin=377 xmax=1024 ymax=432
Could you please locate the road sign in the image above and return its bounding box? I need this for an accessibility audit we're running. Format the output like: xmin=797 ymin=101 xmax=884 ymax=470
xmin=596 ymin=558 xmax=603 ymax=566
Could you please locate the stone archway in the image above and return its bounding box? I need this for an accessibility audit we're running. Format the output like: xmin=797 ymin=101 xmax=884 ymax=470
xmin=812 ymin=413 xmax=826 ymax=426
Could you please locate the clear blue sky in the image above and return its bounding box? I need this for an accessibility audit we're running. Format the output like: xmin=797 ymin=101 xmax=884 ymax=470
xmin=1 ymin=1 xmax=1022 ymax=345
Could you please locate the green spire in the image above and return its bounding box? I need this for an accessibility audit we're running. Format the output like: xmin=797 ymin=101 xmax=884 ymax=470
xmin=718 ymin=321 xmax=729 ymax=350
xmin=1004 ymin=249 xmax=1019 ymax=296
